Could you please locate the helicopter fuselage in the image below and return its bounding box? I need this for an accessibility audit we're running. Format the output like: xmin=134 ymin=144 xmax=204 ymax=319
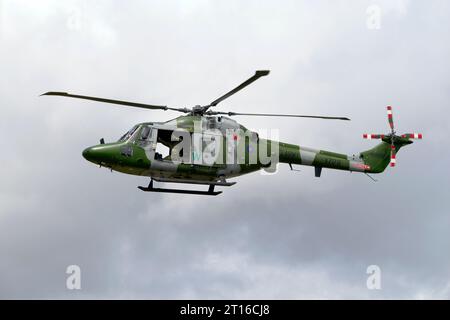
xmin=82 ymin=115 xmax=382 ymax=182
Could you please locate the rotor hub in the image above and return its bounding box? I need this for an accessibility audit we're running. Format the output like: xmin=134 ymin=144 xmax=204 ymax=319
xmin=191 ymin=105 xmax=206 ymax=116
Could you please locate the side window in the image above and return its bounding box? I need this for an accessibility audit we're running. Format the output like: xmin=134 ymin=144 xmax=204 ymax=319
xmin=137 ymin=126 xmax=153 ymax=148
xmin=141 ymin=126 xmax=151 ymax=140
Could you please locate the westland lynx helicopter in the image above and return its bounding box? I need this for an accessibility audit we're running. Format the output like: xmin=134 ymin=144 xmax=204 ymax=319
xmin=42 ymin=70 xmax=422 ymax=195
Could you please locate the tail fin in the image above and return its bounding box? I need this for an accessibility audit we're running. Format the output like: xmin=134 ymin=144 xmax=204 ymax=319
xmin=361 ymin=136 xmax=413 ymax=173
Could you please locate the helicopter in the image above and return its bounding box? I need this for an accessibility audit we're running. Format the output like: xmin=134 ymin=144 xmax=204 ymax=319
xmin=42 ymin=70 xmax=422 ymax=195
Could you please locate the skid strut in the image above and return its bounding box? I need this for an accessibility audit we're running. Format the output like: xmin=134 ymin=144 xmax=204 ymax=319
xmin=138 ymin=178 xmax=226 ymax=196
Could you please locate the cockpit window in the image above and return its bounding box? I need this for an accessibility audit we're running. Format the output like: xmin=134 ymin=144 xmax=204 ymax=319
xmin=135 ymin=125 xmax=153 ymax=148
xmin=118 ymin=125 xmax=139 ymax=142
xmin=141 ymin=126 xmax=151 ymax=140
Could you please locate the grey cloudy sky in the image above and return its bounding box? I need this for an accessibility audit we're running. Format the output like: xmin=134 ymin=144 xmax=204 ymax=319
xmin=0 ymin=0 xmax=449 ymax=299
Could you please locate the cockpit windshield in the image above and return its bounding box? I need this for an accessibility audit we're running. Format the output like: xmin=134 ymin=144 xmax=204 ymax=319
xmin=118 ymin=125 xmax=139 ymax=142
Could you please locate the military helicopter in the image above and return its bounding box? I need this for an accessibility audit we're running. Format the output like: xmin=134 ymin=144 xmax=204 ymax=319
xmin=42 ymin=70 xmax=422 ymax=195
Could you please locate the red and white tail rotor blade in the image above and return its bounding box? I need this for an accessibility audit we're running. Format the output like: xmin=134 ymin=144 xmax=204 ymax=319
xmin=363 ymin=134 xmax=385 ymax=139
xmin=390 ymin=145 xmax=397 ymax=167
xmin=387 ymin=106 xmax=395 ymax=131
xmin=401 ymin=133 xmax=423 ymax=139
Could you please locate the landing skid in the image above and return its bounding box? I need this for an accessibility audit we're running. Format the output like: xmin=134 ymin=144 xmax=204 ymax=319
xmin=138 ymin=179 xmax=224 ymax=196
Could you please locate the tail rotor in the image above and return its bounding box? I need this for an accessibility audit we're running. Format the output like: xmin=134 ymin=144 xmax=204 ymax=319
xmin=363 ymin=106 xmax=423 ymax=168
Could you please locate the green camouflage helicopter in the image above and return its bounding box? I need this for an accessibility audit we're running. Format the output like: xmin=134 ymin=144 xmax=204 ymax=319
xmin=42 ymin=70 xmax=422 ymax=195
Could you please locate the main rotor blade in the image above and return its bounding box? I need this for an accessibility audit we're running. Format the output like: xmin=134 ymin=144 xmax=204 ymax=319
xmin=41 ymin=92 xmax=190 ymax=113
xmin=209 ymin=111 xmax=350 ymax=120
xmin=208 ymin=70 xmax=270 ymax=107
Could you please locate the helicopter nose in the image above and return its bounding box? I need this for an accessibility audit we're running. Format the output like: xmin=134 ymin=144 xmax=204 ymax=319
xmin=82 ymin=144 xmax=119 ymax=166
xmin=82 ymin=147 xmax=93 ymax=161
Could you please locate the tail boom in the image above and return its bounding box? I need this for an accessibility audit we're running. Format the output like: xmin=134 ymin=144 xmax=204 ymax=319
xmin=278 ymin=142 xmax=371 ymax=174
xmin=277 ymin=137 xmax=413 ymax=175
